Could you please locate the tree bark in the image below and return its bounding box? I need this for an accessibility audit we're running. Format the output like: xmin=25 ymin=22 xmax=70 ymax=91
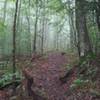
xmin=75 ymin=0 xmax=93 ymax=57
xmin=33 ymin=0 xmax=39 ymax=53
xmin=96 ymin=0 xmax=100 ymax=31
xmin=95 ymin=0 xmax=100 ymax=54
xmin=12 ymin=0 xmax=19 ymax=73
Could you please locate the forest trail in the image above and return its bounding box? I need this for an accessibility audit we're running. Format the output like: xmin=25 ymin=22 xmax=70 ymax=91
xmin=25 ymin=52 xmax=76 ymax=100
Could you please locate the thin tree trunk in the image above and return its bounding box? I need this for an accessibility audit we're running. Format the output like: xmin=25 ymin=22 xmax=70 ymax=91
xmin=12 ymin=0 xmax=19 ymax=73
xmin=23 ymin=0 xmax=32 ymax=56
xmin=33 ymin=0 xmax=39 ymax=53
xmin=16 ymin=0 xmax=21 ymax=56
xmin=41 ymin=3 xmax=45 ymax=54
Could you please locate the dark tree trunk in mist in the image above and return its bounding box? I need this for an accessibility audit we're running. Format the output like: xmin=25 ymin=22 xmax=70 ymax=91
xmin=23 ymin=0 xmax=32 ymax=56
xmin=41 ymin=0 xmax=46 ymax=54
xmin=96 ymin=0 xmax=100 ymax=31
xmin=12 ymin=0 xmax=19 ymax=73
xmin=33 ymin=0 xmax=39 ymax=53
xmin=76 ymin=0 xmax=93 ymax=57
xmin=16 ymin=0 xmax=21 ymax=56
xmin=95 ymin=0 xmax=100 ymax=54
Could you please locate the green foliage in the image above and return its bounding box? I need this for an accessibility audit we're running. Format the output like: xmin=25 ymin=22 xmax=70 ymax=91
xmin=87 ymin=67 xmax=97 ymax=78
xmin=79 ymin=53 xmax=96 ymax=66
xmin=70 ymin=78 xmax=89 ymax=89
xmin=77 ymin=53 xmax=99 ymax=81
xmin=48 ymin=0 xmax=64 ymax=13
xmin=74 ymin=79 xmax=87 ymax=86
xmin=8 ymin=0 xmax=16 ymax=2
xmin=70 ymin=78 xmax=97 ymax=93
xmin=0 ymin=71 xmax=22 ymax=88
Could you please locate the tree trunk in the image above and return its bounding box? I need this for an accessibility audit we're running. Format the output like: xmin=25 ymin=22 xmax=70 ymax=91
xmin=75 ymin=0 xmax=93 ymax=57
xmin=96 ymin=0 xmax=100 ymax=31
xmin=12 ymin=0 xmax=19 ymax=73
xmin=41 ymin=0 xmax=46 ymax=54
xmin=95 ymin=0 xmax=100 ymax=54
xmin=23 ymin=0 xmax=32 ymax=56
xmin=33 ymin=0 xmax=39 ymax=53
xmin=16 ymin=0 xmax=21 ymax=56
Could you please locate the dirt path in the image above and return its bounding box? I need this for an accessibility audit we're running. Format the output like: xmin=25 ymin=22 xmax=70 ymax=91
xmin=30 ymin=53 xmax=76 ymax=100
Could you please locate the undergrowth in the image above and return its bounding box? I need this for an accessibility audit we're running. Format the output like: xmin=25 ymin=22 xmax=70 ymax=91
xmin=69 ymin=53 xmax=100 ymax=97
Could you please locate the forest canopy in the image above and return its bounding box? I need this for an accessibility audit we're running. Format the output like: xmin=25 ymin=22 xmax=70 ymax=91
xmin=0 ymin=0 xmax=99 ymax=58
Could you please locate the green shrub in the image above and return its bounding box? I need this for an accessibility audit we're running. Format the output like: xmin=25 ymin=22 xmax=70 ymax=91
xmin=70 ymin=78 xmax=89 ymax=89
xmin=0 ymin=72 xmax=22 ymax=88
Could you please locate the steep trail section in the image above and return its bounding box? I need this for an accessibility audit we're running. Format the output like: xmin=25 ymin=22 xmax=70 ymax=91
xmin=24 ymin=52 xmax=76 ymax=100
